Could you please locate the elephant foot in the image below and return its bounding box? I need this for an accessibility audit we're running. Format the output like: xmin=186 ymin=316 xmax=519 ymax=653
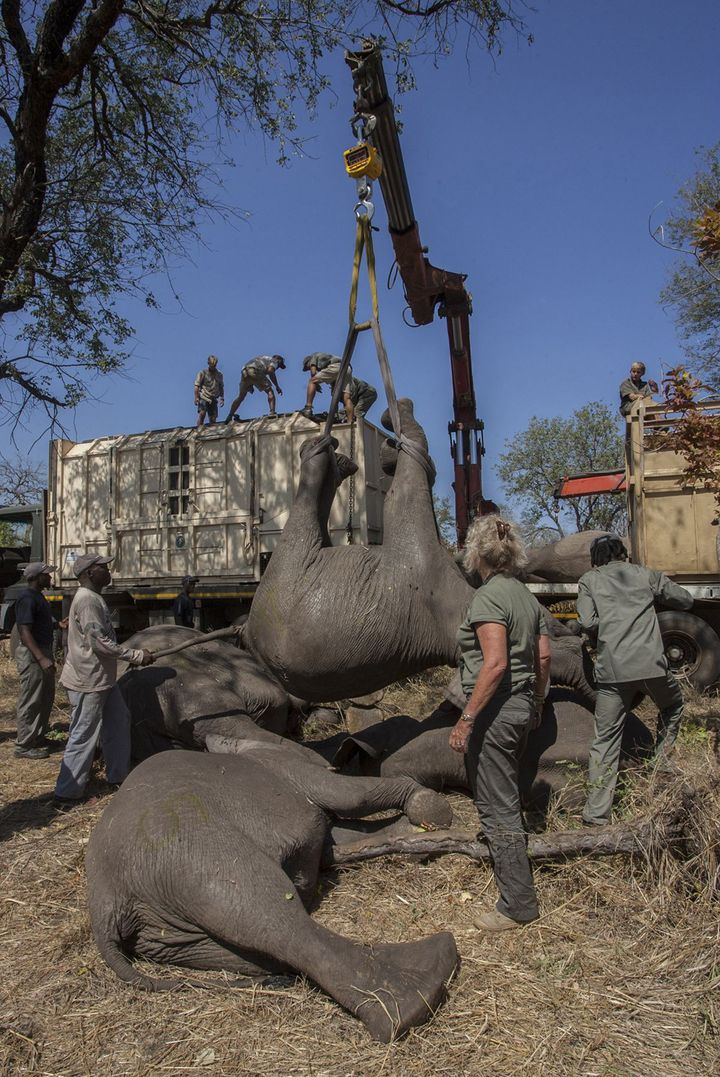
xmin=404 ymin=786 xmax=453 ymax=829
xmin=346 ymin=932 xmax=458 ymax=1042
xmin=335 ymin=453 xmax=359 ymax=481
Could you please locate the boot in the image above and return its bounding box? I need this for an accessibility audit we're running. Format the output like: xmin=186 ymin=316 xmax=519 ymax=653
xmin=473 ymin=909 xmax=535 ymax=933
xmin=300 ymin=406 xmax=313 ymax=418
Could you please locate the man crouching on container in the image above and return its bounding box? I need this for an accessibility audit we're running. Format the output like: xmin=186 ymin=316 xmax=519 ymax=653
xmin=54 ymin=554 xmax=155 ymax=810
xmin=449 ymin=516 xmax=551 ymax=933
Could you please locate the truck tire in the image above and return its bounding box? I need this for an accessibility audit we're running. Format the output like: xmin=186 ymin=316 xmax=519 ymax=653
xmin=657 ymin=610 xmax=720 ymax=691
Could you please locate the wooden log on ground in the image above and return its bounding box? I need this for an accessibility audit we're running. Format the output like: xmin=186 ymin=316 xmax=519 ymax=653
xmin=329 ymin=804 xmax=688 ymax=867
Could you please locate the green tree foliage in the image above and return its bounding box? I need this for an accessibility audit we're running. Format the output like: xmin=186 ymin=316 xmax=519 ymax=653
xmin=496 ymin=402 xmax=626 ymax=541
xmin=0 ymin=0 xmax=530 ymax=425
xmin=659 ymin=143 xmax=720 ymax=390
xmin=433 ymin=493 xmax=457 ymax=549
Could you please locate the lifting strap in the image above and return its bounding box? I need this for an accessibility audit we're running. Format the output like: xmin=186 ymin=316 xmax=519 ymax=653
xmin=322 ymin=216 xmax=436 ymax=485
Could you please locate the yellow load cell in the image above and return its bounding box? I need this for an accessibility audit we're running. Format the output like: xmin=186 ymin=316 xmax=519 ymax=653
xmin=344 ymin=143 xmax=383 ymax=180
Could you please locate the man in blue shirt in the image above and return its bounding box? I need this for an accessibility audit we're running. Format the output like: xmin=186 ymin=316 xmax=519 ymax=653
xmin=14 ymin=562 xmax=61 ymax=759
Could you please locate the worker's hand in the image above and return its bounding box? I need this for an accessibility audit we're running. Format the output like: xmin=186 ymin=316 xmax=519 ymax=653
xmin=219 ymin=397 xmax=224 ymax=407
xmin=449 ymin=719 xmax=472 ymax=754
xmin=58 ymin=618 xmax=69 ymax=630
xmin=138 ymin=650 xmax=156 ymax=666
xmin=529 ymin=699 xmax=544 ymax=730
xmin=314 ymin=382 xmax=323 ymax=394
xmin=648 ymin=379 xmax=659 ymax=393
xmin=39 ymin=655 xmax=55 ymax=673
xmin=276 ymin=387 xmax=283 ymax=396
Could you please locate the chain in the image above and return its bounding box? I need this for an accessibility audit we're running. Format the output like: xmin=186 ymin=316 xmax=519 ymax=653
xmin=346 ymin=419 xmax=356 ymax=544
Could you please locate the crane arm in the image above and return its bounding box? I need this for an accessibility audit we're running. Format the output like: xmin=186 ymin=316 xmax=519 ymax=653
xmin=345 ymin=43 xmax=492 ymax=542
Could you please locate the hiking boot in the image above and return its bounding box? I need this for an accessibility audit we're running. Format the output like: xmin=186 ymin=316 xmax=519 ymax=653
xmin=267 ymin=411 xmax=278 ymax=419
xmin=15 ymin=745 xmax=50 ymax=759
xmin=53 ymin=795 xmax=99 ymax=812
xmin=473 ymin=909 xmax=535 ymax=933
xmin=300 ymin=406 xmax=313 ymax=418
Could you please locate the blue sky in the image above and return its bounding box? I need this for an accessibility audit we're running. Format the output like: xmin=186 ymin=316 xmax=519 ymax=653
xmin=10 ymin=0 xmax=720 ymax=513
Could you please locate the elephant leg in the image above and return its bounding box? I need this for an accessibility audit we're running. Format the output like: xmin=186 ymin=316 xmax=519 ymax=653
xmin=136 ymin=848 xmax=456 ymax=1042
xmin=287 ymin=767 xmax=453 ymax=829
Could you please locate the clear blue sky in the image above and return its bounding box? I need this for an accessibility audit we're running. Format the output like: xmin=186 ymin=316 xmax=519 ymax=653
xmin=11 ymin=0 xmax=720 ymax=512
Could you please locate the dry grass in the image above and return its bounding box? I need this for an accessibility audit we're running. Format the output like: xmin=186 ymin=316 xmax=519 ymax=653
xmin=1 ymin=651 xmax=719 ymax=1076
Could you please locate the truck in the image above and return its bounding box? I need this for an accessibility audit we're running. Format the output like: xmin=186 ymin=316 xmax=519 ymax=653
xmin=0 ymin=413 xmax=390 ymax=637
xmin=536 ymin=398 xmax=720 ymax=689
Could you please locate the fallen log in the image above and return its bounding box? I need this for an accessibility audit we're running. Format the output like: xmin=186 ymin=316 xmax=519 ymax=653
xmin=329 ymin=804 xmax=688 ymax=867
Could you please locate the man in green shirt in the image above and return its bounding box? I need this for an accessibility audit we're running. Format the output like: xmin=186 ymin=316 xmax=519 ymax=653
xmin=577 ymin=535 xmax=693 ymax=825
xmin=618 ymin=362 xmax=658 ymax=417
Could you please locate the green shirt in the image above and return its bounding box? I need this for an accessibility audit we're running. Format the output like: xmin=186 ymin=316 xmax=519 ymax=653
xmin=576 ymin=561 xmax=693 ymax=683
xmin=619 ymin=377 xmax=653 ymax=416
xmin=458 ymin=574 xmax=548 ymax=698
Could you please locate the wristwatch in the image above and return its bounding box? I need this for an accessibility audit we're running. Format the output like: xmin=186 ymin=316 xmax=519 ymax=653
xmin=460 ymin=712 xmax=475 ymax=723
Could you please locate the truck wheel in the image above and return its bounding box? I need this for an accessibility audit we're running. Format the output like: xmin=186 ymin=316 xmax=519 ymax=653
xmin=657 ymin=610 xmax=720 ymax=691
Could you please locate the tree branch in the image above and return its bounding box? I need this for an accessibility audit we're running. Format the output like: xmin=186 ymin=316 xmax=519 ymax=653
xmin=1 ymin=0 xmax=32 ymax=75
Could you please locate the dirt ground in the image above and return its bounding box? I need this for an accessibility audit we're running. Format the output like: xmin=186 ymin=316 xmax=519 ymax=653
xmin=1 ymin=653 xmax=718 ymax=1077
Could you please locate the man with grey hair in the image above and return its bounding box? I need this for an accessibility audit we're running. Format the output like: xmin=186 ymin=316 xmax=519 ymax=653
xmin=54 ymin=554 xmax=154 ymax=809
xmin=619 ymin=362 xmax=658 ymax=417
xmin=14 ymin=562 xmax=63 ymax=759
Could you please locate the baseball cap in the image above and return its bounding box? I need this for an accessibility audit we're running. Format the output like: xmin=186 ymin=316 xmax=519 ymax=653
xmin=181 ymin=575 xmax=199 ymax=586
xmin=273 ymin=354 xmax=286 ymax=369
xmin=73 ymin=553 xmax=113 ymax=578
xmin=22 ymin=562 xmax=56 ymax=580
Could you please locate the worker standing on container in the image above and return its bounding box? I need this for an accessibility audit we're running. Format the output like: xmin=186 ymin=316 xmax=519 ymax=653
xmin=577 ymin=535 xmax=693 ymax=826
xmin=301 ymin=353 xmax=355 ymax=423
xmin=347 ymin=376 xmax=378 ymax=420
xmin=13 ymin=562 xmax=64 ymax=759
xmin=173 ymin=575 xmax=199 ymax=628
xmin=225 ymin=355 xmax=285 ymax=421
xmin=619 ymin=362 xmax=658 ymax=417
xmin=194 ymin=354 xmax=224 ymax=428
xmin=54 ymin=554 xmax=155 ymax=809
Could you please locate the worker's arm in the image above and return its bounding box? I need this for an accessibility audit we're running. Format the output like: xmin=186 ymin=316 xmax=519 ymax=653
xmin=217 ymin=374 xmax=224 ymax=406
xmin=194 ymin=371 xmax=203 ymax=404
xmin=449 ymin=622 xmax=507 ymax=754
xmin=532 ymin=632 xmax=551 ymax=728
xmin=269 ymin=371 xmax=282 ymax=394
xmin=651 ymin=571 xmax=694 ymax=611
xmin=225 ymin=395 xmax=241 ymax=418
xmin=17 ymin=624 xmax=54 ymax=670
xmin=576 ymin=579 xmax=599 ymax=639
xmin=75 ymin=602 xmax=153 ymax=666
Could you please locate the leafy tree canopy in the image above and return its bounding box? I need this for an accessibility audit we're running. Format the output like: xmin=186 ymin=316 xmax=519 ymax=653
xmin=659 ymin=142 xmax=720 ymax=390
xmin=0 ymin=0 xmax=530 ymax=427
xmin=496 ymin=402 xmax=626 ymax=542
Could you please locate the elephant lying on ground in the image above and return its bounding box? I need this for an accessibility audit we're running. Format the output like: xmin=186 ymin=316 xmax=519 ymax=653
xmin=310 ymin=689 xmax=652 ymax=812
xmin=86 ymin=747 xmax=457 ymax=1042
xmin=118 ymin=625 xmax=292 ymax=757
xmin=523 ymin=531 xmax=628 ymax=584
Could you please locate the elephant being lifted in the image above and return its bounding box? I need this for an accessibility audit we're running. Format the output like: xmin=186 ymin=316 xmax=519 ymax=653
xmin=86 ymin=743 xmax=457 ymax=1043
xmin=246 ymin=398 xmax=590 ymax=702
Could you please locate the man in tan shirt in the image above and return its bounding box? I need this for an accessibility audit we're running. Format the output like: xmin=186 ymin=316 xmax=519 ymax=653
xmin=54 ymin=554 xmax=154 ymax=808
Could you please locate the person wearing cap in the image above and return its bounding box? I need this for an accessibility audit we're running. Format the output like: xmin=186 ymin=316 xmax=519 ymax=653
xmin=300 ymin=352 xmax=355 ymax=423
xmin=225 ymin=355 xmax=285 ymax=421
xmin=173 ymin=575 xmax=199 ymax=628
xmin=194 ymin=354 xmax=224 ymax=428
xmin=619 ymin=362 xmax=658 ymax=417
xmin=54 ymin=553 xmax=155 ymax=808
xmin=13 ymin=562 xmax=65 ymax=759
xmin=577 ymin=535 xmax=694 ymax=826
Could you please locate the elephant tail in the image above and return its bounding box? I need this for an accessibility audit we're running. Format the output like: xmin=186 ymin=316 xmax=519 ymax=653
xmin=95 ymin=926 xmax=181 ymax=993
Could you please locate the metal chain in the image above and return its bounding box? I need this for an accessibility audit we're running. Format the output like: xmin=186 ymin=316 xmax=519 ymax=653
xmin=346 ymin=419 xmax=356 ymax=544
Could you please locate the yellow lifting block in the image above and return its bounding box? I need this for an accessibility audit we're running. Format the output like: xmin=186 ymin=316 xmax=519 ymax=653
xmin=343 ymin=142 xmax=383 ymax=180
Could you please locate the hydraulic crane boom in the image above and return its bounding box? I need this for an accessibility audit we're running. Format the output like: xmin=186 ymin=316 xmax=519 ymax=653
xmin=345 ymin=42 xmax=493 ymax=544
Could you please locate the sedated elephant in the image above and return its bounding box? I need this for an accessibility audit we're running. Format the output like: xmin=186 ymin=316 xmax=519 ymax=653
xmin=117 ymin=625 xmax=292 ymax=758
xmin=86 ymin=745 xmax=457 ymax=1043
xmin=309 ymin=688 xmax=652 ymax=812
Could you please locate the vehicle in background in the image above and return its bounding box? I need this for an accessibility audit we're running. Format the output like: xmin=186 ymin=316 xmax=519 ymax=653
xmin=538 ymin=399 xmax=720 ymax=690
xmin=1 ymin=415 xmax=389 ymax=638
